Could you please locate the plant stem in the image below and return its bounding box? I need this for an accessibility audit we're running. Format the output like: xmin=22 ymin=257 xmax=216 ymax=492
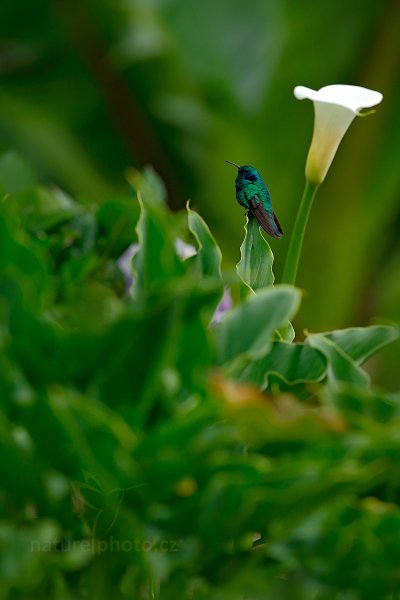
xmin=281 ymin=180 xmax=319 ymax=286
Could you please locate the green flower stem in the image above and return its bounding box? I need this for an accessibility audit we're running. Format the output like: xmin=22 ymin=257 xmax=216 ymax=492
xmin=282 ymin=179 xmax=319 ymax=286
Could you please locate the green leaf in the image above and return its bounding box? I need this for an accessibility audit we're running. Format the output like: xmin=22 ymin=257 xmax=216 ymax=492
xmin=330 ymin=386 xmax=400 ymax=425
xmin=0 ymin=214 xmax=49 ymax=302
xmin=187 ymin=202 xmax=222 ymax=280
xmin=239 ymin=340 xmax=327 ymax=387
xmin=237 ymin=216 xmax=274 ymax=293
xmin=215 ymin=285 xmax=301 ymax=367
xmin=60 ymin=255 xmax=99 ymax=296
xmin=322 ymin=325 xmax=399 ymax=364
xmin=8 ymin=306 xmax=65 ymax=385
xmin=126 ymin=165 xmax=167 ymax=208
xmin=43 ymin=389 xmax=124 ymax=490
xmin=96 ymin=197 xmax=140 ymax=258
xmin=174 ymin=280 xmax=223 ymax=387
xmin=278 ymin=320 xmax=296 ymax=343
xmin=307 ymin=334 xmax=370 ymax=388
xmin=132 ymin=192 xmax=183 ymax=298
xmin=95 ymin=300 xmax=179 ymax=418
xmin=11 ymin=186 xmax=82 ymax=232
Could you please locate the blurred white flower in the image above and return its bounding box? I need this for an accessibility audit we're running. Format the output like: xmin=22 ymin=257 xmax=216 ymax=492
xmin=174 ymin=238 xmax=197 ymax=260
xmin=210 ymin=287 xmax=233 ymax=328
xmin=294 ymin=84 xmax=383 ymax=184
xmin=117 ymin=242 xmax=139 ymax=295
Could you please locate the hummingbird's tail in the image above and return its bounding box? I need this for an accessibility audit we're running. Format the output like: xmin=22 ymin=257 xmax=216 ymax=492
xmin=271 ymin=213 xmax=283 ymax=238
xmin=248 ymin=200 xmax=283 ymax=239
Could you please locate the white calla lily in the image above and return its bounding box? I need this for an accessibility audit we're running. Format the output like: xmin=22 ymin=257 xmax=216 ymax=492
xmin=281 ymin=84 xmax=383 ymax=288
xmin=294 ymin=84 xmax=383 ymax=184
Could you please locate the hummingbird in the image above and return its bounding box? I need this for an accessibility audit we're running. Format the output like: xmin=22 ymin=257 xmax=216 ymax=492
xmin=226 ymin=161 xmax=283 ymax=239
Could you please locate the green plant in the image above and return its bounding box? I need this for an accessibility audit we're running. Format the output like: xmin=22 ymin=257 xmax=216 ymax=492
xmin=0 ymin=150 xmax=399 ymax=599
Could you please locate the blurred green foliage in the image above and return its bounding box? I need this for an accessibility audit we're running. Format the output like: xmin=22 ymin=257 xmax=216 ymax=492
xmin=0 ymin=154 xmax=399 ymax=598
xmin=1 ymin=0 xmax=399 ymax=354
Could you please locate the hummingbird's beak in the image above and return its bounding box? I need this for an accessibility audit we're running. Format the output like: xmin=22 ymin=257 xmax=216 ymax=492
xmin=225 ymin=160 xmax=241 ymax=169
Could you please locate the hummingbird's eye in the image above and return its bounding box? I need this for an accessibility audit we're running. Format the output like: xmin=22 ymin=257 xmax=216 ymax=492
xmin=244 ymin=172 xmax=257 ymax=182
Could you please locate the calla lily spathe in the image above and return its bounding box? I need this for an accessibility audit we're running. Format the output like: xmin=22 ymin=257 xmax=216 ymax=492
xmin=294 ymin=84 xmax=383 ymax=184
xmin=282 ymin=84 xmax=383 ymax=287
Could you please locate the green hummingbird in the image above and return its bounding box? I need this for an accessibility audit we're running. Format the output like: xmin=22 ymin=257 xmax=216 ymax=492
xmin=226 ymin=161 xmax=283 ymax=239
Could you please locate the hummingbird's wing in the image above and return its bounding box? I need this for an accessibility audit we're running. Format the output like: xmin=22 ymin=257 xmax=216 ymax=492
xmin=249 ymin=197 xmax=283 ymax=239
